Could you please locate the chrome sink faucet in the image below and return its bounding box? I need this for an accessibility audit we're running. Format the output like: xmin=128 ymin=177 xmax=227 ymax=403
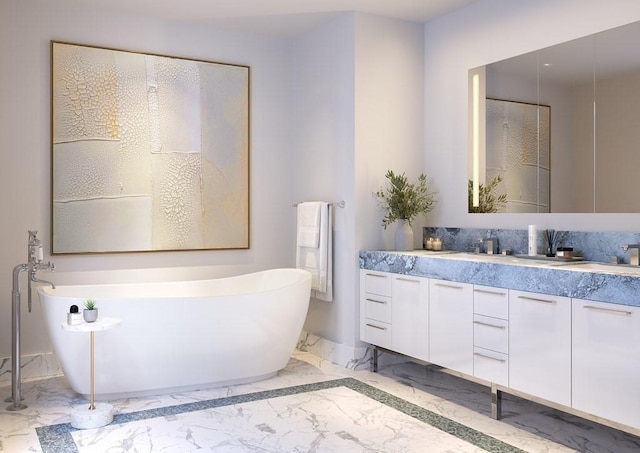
xmin=483 ymin=237 xmax=499 ymax=255
xmin=621 ymin=244 xmax=640 ymax=265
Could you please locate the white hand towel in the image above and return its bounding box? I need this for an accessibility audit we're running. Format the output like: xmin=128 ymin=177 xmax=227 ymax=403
xmin=296 ymin=201 xmax=332 ymax=301
xmin=296 ymin=202 xmax=321 ymax=248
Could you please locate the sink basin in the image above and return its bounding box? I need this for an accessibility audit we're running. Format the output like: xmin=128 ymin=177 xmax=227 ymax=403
xmin=561 ymin=262 xmax=640 ymax=276
xmin=400 ymin=250 xmax=460 ymax=256
xmin=436 ymin=252 xmax=550 ymax=266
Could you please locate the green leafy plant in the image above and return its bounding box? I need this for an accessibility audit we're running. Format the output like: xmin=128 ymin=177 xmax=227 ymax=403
xmin=375 ymin=171 xmax=437 ymax=229
xmin=84 ymin=299 xmax=97 ymax=310
xmin=468 ymin=175 xmax=508 ymax=213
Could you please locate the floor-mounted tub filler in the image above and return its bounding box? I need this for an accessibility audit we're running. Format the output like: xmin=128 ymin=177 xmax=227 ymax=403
xmin=38 ymin=268 xmax=312 ymax=399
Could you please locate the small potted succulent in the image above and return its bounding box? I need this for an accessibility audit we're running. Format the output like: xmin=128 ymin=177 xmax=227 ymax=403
xmin=83 ymin=299 xmax=98 ymax=323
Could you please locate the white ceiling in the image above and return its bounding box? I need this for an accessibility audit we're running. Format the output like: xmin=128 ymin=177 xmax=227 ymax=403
xmin=53 ymin=0 xmax=478 ymax=36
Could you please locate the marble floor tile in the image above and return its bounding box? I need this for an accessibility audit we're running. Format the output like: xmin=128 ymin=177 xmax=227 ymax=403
xmin=0 ymin=350 xmax=639 ymax=452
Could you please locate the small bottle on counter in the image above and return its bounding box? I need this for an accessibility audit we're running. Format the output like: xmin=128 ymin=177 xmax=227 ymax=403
xmin=528 ymin=225 xmax=538 ymax=256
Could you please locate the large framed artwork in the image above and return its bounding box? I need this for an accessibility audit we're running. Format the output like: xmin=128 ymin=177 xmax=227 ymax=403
xmin=51 ymin=42 xmax=250 ymax=254
xmin=486 ymin=98 xmax=550 ymax=213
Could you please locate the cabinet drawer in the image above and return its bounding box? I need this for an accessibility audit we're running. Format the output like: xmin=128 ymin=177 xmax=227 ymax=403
xmin=473 ymin=314 xmax=508 ymax=354
xmin=363 ymin=271 xmax=392 ymax=296
xmin=473 ymin=347 xmax=508 ymax=386
xmin=363 ymin=320 xmax=392 ymax=348
xmin=474 ymin=285 xmax=509 ymax=319
xmin=364 ymin=294 xmax=392 ymax=323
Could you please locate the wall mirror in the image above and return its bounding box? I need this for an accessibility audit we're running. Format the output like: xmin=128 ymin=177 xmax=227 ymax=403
xmin=468 ymin=20 xmax=640 ymax=213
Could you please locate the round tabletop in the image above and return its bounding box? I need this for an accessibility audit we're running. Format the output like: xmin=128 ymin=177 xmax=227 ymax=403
xmin=61 ymin=317 xmax=121 ymax=332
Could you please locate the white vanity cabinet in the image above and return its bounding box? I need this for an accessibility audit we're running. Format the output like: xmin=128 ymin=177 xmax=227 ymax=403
xmin=509 ymin=290 xmax=571 ymax=406
xmin=572 ymin=299 xmax=640 ymax=429
xmin=429 ymin=279 xmax=474 ymax=375
xmin=360 ymin=270 xmax=393 ymax=349
xmin=359 ymin=270 xmax=429 ymax=359
xmin=391 ymin=275 xmax=429 ymax=362
xmin=472 ymin=285 xmax=509 ymax=386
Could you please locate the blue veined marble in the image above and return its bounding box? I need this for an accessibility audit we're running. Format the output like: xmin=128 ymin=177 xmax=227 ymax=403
xmin=423 ymin=227 xmax=640 ymax=264
xmin=359 ymin=250 xmax=640 ymax=307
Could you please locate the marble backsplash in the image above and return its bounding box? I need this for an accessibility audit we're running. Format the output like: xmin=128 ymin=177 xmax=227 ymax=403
xmin=423 ymin=227 xmax=640 ymax=265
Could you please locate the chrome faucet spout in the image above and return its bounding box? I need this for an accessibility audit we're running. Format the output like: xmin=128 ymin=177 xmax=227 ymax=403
xmin=482 ymin=237 xmax=499 ymax=255
xmin=30 ymin=273 xmax=56 ymax=290
xmin=621 ymin=244 xmax=640 ymax=265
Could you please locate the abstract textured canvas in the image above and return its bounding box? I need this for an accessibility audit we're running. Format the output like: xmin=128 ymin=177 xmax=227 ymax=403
xmin=486 ymin=99 xmax=550 ymax=213
xmin=51 ymin=42 xmax=249 ymax=253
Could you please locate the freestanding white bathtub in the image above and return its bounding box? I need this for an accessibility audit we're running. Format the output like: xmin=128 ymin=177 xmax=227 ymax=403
xmin=38 ymin=268 xmax=311 ymax=398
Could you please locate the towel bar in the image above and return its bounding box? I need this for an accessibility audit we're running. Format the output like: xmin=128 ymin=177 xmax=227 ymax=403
xmin=293 ymin=201 xmax=345 ymax=208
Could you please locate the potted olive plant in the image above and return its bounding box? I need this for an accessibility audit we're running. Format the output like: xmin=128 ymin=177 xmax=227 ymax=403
xmin=83 ymin=298 xmax=98 ymax=323
xmin=376 ymin=170 xmax=437 ymax=251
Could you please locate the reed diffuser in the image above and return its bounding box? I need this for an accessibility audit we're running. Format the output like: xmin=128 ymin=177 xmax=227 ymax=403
xmin=545 ymin=229 xmax=556 ymax=257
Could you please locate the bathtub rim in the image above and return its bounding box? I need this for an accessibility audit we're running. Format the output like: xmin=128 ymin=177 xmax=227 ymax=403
xmin=37 ymin=268 xmax=312 ymax=299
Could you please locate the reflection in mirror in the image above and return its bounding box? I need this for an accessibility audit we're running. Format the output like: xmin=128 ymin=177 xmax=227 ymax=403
xmin=468 ymin=20 xmax=640 ymax=213
xmin=485 ymin=99 xmax=550 ymax=213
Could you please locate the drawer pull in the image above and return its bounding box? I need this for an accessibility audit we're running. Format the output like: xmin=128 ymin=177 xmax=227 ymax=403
xmin=366 ymin=323 xmax=387 ymax=331
xmin=583 ymin=305 xmax=632 ymax=316
xmin=366 ymin=273 xmax=387 ymax=278
xmin=518 ymin=295 xmax=556 ymax=304
xmin=396 ymin=277 xmax=419 ymax=283
xmin=435 ymin=283 xmax=463 ymax=290
xmin=474 ymin=288 xmax=506 ymax=296
xmin=366 ymin=298 xmax=387 ymax=305
xmin=474 ymin=352 xmax=506 ymax=363
xmin=473 ymin=321 xmax=506 ymax=329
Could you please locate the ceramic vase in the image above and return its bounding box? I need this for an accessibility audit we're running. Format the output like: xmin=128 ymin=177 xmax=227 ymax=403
xmin=83 ymin=309 xmax=98 ymax=323
xmin=394 ymin=219 xmax=414 ymax=251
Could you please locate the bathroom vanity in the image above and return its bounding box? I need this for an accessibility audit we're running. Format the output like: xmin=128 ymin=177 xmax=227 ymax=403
xmin=359 ymin=250 xmax=640 ymax=436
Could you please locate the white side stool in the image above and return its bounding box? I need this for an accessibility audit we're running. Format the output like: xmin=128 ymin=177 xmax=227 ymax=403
xmin=61 ymin=317 xmax=121 ymax=429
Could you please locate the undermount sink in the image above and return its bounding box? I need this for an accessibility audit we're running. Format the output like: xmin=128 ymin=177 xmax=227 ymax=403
xmin=400 ymin=250 xmax=460 ymax=256
xmin=560 ymin=261 xmax=640 ymax=276
xmin=435 ymin=252 xmax=549 ymax=266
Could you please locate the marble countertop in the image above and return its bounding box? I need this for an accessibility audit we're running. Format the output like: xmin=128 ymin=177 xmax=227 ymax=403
xmin=359 ymin=250 xmax=640 ymax=307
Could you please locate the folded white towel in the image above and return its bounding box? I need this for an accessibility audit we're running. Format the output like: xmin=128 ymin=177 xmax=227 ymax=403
xmin=296 ymin=201 xmax=332 ymax=301
xmin=296 ymin=202 xmax=321 ymax=248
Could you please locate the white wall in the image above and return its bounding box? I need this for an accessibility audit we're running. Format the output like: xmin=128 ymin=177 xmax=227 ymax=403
xmin=291 ymin=13 xmax=425 ymax=351
xmin=355 ymin=14 xmax=426 ymax=252
xmin=424 ymin=0 xmax=640 ymax=231
xmin=290 ymin=14 xmax=356 ymax=345
xmin=0 ymin=0 xmax=294 ymax=357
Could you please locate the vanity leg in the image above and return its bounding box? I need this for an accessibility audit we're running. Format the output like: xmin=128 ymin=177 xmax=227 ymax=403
xmin=371 ymin=347 xmax=379 ymax=373
xmin=491 ymin=384 xmax=502 ymax=420
xmin=89 ymin=331 xmax=95 ymax=410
